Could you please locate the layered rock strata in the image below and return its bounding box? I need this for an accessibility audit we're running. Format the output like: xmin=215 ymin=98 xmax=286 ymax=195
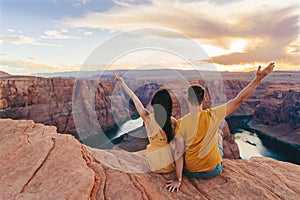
xmin=0 ymin=76 xmax=240 ymax=158
xmin=1 ymin=119 xmax=299 ymax=200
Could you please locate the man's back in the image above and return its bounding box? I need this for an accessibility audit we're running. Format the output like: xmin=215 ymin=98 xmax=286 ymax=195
xmin=165 ymin=63 xmax=275 ymax=191
xmin=175 ymin=104 xmax=226 ymax=172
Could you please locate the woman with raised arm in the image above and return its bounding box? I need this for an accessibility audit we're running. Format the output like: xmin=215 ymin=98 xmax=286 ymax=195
xmin=114 ymin=73 xmax=176 ymax=173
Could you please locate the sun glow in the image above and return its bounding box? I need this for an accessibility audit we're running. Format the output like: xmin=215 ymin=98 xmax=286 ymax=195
xmin=198 ymin=39 xmax=248 ymax=58
xmin=230 ymin=40 xmax=248 ymax=53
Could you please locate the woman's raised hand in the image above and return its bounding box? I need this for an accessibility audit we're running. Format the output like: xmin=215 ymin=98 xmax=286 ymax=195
xmin=113 ymin=72 xmax=123 ymax=82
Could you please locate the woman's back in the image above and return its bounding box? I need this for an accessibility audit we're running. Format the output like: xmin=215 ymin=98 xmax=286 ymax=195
xmin=146 ymin=113 xmax=169 ymax=149
xmin=145 ymin=114 xmax=176 ymax=173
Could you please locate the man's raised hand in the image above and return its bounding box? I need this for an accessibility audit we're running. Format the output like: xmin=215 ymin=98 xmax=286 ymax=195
xmin=256 ymin=62 xmax=275 ymax=80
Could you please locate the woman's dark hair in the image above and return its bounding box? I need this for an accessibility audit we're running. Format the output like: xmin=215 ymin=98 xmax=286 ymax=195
xmin=151 ymin=88 xmax=174 ymax=143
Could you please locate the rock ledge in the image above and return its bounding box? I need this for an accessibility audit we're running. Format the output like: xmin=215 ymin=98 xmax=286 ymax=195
xmin=0 ymin=119 xmax=299 ymax=199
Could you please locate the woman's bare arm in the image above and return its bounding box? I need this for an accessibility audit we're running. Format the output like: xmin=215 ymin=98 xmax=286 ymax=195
xmin=114 ymin=73 xmax=150 ymax=122
xmin=165 ymin=137 xmax=184 ymax=192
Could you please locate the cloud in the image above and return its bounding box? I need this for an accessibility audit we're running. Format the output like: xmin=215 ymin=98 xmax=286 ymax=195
xmin=7 ymin=28 xmax=15 ymax=32
xmin=28 ymin=56 xmax=38 ymax=60
xmin=0 ymin=58 xmax=56 ymax=71
xmin=0 ymin=35 xmax=61 ymax=47
xmin=77 ymin=29 xmax=93 ymax=35
xmin=6 ymin=28 xmax=22 ymax=34
xmin=64 ymin=0 xmax=299 ymax=39
xmin=61 ymin=28 xmax=68 ymax=33
xmin=83 ymin=31 xmax=93 ymax=35
xmin=63 ymin=0 xmax=300 ymax=67
xmin=74 ymin=0 xmax=91 ymax=7
xmin=286 ymin=37 xmax=300 ymax=53
xmin=0 ymin=56 xmax=83 ymax=75
xmin=1 ymin=35 xmax=35 ymax=44
xmin=41 ymin=30 xmax=79 ymax=39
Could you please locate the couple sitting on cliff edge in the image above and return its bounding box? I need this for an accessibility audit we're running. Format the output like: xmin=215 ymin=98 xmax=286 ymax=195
xmin=113 ymin=62 xmax=275 ymax=192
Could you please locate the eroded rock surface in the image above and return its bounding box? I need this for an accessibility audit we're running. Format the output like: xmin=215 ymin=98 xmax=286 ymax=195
xmin=1 ymin=119 xmax=300 ymax=200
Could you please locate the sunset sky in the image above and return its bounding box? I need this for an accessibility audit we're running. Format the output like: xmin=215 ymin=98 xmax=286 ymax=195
xmin=0 ymin=0 xmax=299 ymax=75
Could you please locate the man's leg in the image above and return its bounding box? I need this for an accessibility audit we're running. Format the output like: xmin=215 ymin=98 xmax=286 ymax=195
xmin=183 ymin=163 xmax=223 ymax=179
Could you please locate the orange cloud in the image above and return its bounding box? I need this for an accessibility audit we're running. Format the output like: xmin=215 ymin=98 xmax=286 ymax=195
xmin=63 ymin=0 xmax=299 ymax=70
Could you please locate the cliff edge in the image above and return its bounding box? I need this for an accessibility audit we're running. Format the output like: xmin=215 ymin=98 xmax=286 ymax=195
xmin=0 ymin=71 xmax=10 ymax=77
xmin=0 ymin=119 xmax=299 ymax=200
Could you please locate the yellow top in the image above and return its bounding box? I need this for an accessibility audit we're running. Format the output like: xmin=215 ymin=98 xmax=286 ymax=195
xmin=175 ymin=104 xmax=227 ymax=172
xmin=146 ymin=114 xmax=175 ymax=173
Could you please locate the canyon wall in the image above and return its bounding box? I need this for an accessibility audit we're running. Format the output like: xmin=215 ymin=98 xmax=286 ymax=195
xmin=0 ymin=77 xmax=130 ymax=140
xmin=253 ymin=88 xmax=299 ymax=129
xmin=222 ymin=75 xmax=300 ymax=163
xmin=223 ymin=79 xmax=270 ymax=116
xmin=0 ymin=76 xmax=239 ymax=158
xmin=250 ymin=87 xmax=300 ymax=162
xmin=1 ymin=118 xmax=299 ymax=199
xmin=0 ymin=77 xmax=163 ymax=140
xmin=1 ymin=71 xmax=299 ymax=160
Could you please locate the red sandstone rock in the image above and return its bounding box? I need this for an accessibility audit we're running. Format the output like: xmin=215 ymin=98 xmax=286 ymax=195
xmin=0 ymin=99 xmax=8 ymax=109
xmin=254 ymin=89 xmax=300 ymax=129
xmin=251 ymin=88 xmax=300 ymax=160
xmin=0 ymin=119 xmax=94 ymax=199
xmin=0 ymin=77 xmax=130 ymax=140
xmin=221 ymin=121 xmax=240 ymax=159
xmin=1 ymin=119 xmax=300 ymax=199
xmin=113 ymin=127 xmax=149 ymax=152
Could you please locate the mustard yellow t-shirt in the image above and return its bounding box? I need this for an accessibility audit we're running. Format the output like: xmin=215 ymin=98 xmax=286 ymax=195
xmin=175 ymin=104 xmax=227 ymax=172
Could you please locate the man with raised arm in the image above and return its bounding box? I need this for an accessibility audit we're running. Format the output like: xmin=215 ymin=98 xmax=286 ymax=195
xmin=165 ymin=62 xmax=275 ymax=192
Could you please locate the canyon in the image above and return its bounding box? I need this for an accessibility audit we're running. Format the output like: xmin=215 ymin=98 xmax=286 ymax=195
xmin=0 ymin=70 xmax=299 ymax=162
xmin=1 ymin=118 xmax=299 ymax=199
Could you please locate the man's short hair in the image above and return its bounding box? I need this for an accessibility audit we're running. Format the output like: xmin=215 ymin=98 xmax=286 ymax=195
xmin=188 ymin=84 xmax=205 ymax=106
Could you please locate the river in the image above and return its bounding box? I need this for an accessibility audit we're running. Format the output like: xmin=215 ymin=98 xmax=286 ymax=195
xmin=88 ymin=118 xmax=289 ymax=161
xmin=234 ymin=130 xmax=287 ymax=161
xmin=109 ymin=117 xmax=144 ymax=140
xmin=107 ymin=117 xmax=290 ymax=163
xmin=82 ymin=117 xmax=144 ymax=149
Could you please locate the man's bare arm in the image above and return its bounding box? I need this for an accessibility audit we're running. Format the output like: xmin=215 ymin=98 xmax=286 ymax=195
xmin=226 ymin=62 xmax=275 ymax=116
